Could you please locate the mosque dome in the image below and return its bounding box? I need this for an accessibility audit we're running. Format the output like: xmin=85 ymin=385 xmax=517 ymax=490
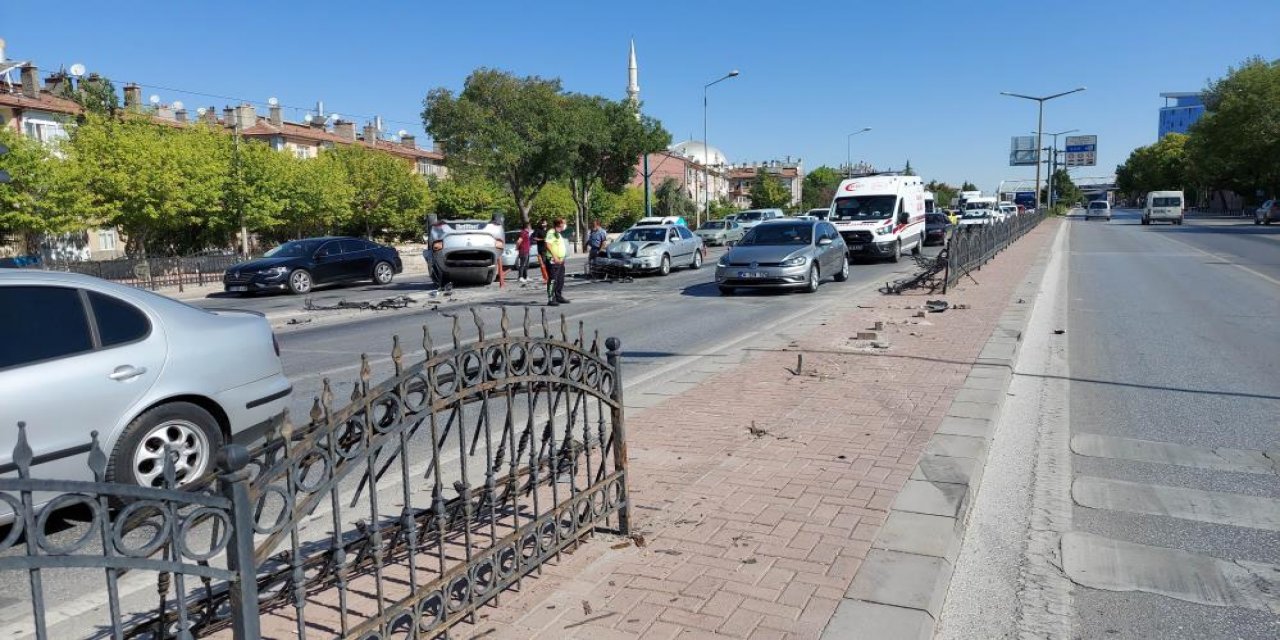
xmin=670 ymin=140 xmax=729 ymax=167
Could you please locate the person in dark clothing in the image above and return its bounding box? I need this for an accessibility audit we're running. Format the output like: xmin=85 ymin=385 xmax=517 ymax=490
xmin=531 ymin=221 xmax=549 ymax=284
xmin=544 ymin=218 xmax=569 ymax=306
xmin=586 ymin=220 xmax=607 ymax=278
xmin=516 ymin=222 xmax=533 ymax=282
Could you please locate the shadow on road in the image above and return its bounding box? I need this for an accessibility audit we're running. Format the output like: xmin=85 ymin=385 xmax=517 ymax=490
xmin=1145 ymin=224 xmax=1280 ymax=237
xmin=680 ymin=281 xmax=803 ymax=298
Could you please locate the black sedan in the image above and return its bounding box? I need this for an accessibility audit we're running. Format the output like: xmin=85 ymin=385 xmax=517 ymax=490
xmin=924 ymin=213 xmax=954 ymax=246
xmin=223 ymin=237 xmax=403 ymax=295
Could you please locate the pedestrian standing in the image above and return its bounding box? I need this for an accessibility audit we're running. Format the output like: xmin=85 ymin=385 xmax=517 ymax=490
xmin=516 ymin=222 xmax=532 ymax=282
xmin=532 ymin=221 xmax=549 ymax=284
xmin=544 ymin=218 xmax=569 ymax=306
xmin=586 ymin=220 xmax=607 ymax=278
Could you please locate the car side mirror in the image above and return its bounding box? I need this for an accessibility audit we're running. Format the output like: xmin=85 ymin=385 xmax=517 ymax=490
xmin=817 ymin=237 xmax=833 ymax=246
xmin=898 ymin=212 xmax=909 ymax=225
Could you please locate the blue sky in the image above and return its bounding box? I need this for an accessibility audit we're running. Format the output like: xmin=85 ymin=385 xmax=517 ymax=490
xmin=4 ymin=0 xmax=1279 ymax=193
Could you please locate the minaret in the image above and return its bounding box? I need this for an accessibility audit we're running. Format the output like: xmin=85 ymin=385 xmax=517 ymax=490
xmin=627 ymin=39 xmax=640 ymax=107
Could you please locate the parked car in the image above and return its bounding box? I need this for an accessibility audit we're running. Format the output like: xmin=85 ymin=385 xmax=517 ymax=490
xmin=0 ymin=271 xmax=291 ymax=502
xmin=595 ymin=224 xmax=704 ymax=276
xmin=224 ymin=236 xmax=402 ymax=295
xmin=501 ymin=230 xmax=541 ymax=269
xmin=924 ymin=213 xmax=954 ymax=245
xmin=1254 ymin=199 xmax=1279 ymax=225
xmin=804 ymin=207 xmax=831 ymax=220
xmin=695 ymin=219 xmax=745 ymax=246
xmin=1084 ymin=201 xmax=1113 ymax=221
xmin=424 ymin=215 xmax=504 ymax=286
xmin=715 ymin=219 xmax=848 ymax=295
xmin=732 ymin=209 xmax=786 ymax=230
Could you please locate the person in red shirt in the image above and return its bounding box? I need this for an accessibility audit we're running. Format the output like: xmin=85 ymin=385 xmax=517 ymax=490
xmin=516 ymin=222 xmax=533 ymax=282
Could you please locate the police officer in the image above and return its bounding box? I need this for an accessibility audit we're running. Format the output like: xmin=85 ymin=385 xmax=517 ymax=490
xmin=544 ymin=218 xmax=570 ymax=306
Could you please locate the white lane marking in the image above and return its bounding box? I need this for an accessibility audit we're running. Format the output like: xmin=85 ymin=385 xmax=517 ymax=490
xmin=1073 ymin=476 xmax=1280 ymax=531
xmin=1149 ymin=229 xmax=1280 ymax=287
xmin=1061 ymin=531 xmax=1280 ymax=614
xmin=1072 ymin=433 xmax=1277 ymax=476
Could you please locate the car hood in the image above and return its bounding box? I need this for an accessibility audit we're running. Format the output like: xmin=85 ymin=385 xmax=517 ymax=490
xmin=606 ymin=240 xmax=661 ymax=257
xmin=228 ymin=257 xmax=299 ymax=272
xmin=723 ymin=245 xmax=808 ymax=263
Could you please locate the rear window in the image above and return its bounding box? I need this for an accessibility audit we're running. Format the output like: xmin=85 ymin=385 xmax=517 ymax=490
xmin=1088 ymin=202 xmax=1108 ymax=209
xmin=1152 ymin=197 xmax=1182 ymax=207
xmin=926 ymin=214 xmax=950 ymax=224
xmin=89 ymin=291 xmax=151 ymax=347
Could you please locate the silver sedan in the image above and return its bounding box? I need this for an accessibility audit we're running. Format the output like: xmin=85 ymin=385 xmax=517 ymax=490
xmin=0 ymin=271 xmax=291 ymax=499
xmin=715 ymin=219 xmax=849 ymax=295
xmin=695 ymin=220 xmax=745 ymax=246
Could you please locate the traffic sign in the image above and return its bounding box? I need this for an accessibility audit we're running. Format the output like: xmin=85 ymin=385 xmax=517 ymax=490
xmin=1009 ymin=136 xmax=1037 ymax=166
xmin=1064 ymin=135 xmax=1097 ymax=167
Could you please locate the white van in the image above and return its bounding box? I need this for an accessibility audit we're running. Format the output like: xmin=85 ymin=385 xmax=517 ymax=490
xmin=1143 ymin=191 xmax=1184 ymax=225
xmin=829 ymin=175 xmax=926 ymax=262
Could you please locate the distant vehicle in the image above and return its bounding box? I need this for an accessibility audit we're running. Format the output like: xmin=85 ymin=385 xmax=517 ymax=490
xmin=634 ymin=216 xmax=687 ymax=227
xmin=224 ymin=236 xmax=402 ymax=295
xmin=829 ymin=174 xmax=927 ymax=262
xmin=424 ymin=214 xmax=504 ymax=286
xmin=959 ymin=208 xmax=996 ymax=228
xmin=595 ymin=224 xmax=704 ymax=276
xmin=998 ymin=202 xmax=1018 ymax=219
xmin=1084 ymin=201 xmax=1113 ymax=221
xmin=501 ymin=230 xmax=541 ymax=269
xmin=732 ymin=209 xmax=786 ymax=229
xmin=1253 ymin=199 xmax=1278 ymax=225
xmin=954 ymin=190 xmax=983 ymax=211
xmin=1145 ymin=191 xmax=1186 ymax=225
xmin=964 ymin=197 xmax=1000 ymax=220
xmin=715 ymin=219 xmax=848 ymax=295
xmin=924 ymin=213 xmax=954 ymax=245
xmin=0 ymin=271 xmax=291 ymax=501
xmin=805 ymin=207 xmax=831 ymax=220
xmin=695 ymin=220 xmax=745 ymax=246
xmin=924 ymin=191 xmax=937 ymax=217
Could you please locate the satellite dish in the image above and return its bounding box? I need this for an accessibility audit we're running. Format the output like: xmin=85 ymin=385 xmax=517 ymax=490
xmin=149 ymin=95 xmax=160 ymax=105
xmin=304 ymin=113 xmax=313 ymax=123
xmin=172 ymin=100 xmax=184 ymax=110
xmin=267 ymin=97 xmax=279 ymax=106
xmin=196 ymin=107 xmax=207 ymax=116
xmin=69 ymin=63 xmax=86 ymax=77
xmin=397 ymin=129 xmax=408 ymax=138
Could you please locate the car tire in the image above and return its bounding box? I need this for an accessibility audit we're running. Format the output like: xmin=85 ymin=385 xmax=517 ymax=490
xmin=834 ymin=257 xmax=850 ymax=282
xmin=718 ymin=286 xmax=734 ymax=296
xmin=804 ymin=264 xmax=820 ymax=293
xmin=889 ymin=240 xmax=901 ymax=263
xmin=659 ymin=254 xmax=671 ymax=276
xmin=1255 ymin=218 xmax=1262 ymax=225
xmin=287 ymin=269 xmax=313 ymax=294
xmin=691 ymin=250 xmax=703 ymax=270
xmin=911 ymin=235 xmax=922 ymax=255
xmin=106 ymin=401 xmax=223 ymax=489
xmin=372 ymin=261 xmax=395 ymax=285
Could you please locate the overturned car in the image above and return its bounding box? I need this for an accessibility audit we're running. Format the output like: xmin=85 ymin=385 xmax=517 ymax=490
xmin=423 ymin=214 xmax=505 ymax=286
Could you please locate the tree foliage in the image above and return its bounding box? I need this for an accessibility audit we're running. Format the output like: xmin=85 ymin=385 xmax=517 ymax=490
xmin=1185 ymin=56 xmax=1280 ymax=200
xmin=0 ymin=128 xmax=95 ymax=253
xmin=961 ymin=181 xmax=978 ymax=192
xmin=925 ymin=180 xmax=958 ymax=211
xmin=327 ymin=144 xmax=430 ymax=240
xmin=801 ymin=166 xmax=842 ymax=210
xmin=1116 ymin=133 xmax=1190 ymax=197
xmin=654 ymin=178 xmax=695 ymax=220
xmin=1043 ymin=169 xmax=1082 ymax=205
xmin=750 ymin=170 xmax=792 ymax=209
xmin=429 ymin=174 xmax=509 ymax=221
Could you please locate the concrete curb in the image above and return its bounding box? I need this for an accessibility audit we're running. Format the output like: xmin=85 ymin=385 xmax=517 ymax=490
xmin=825 ymin=223 xmax=1059 ymax=639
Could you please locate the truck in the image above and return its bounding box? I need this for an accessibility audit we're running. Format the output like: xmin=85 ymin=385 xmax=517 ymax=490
xmin=829 ymin=174 xmax=926 ymax=262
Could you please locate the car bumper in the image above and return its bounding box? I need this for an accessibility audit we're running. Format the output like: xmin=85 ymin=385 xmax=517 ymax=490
xmin=223 ymin=272 xmax=290 ymax=292
xmin=216 ymin=373 xmax=292 ymax=444
xmin=696 ymin=234 xmax=726 ymax=244
xmin=924 ymin=229 xmax=948 ymax=243
xmin=1146 ymin=212 xmax=1180 ymax=220
xmin=715 ymin=263 xmax=809 ymax=288
xmin=845 ymin=240 xmax=898 ymax=257
xmin=596 ymin=255 xmax=663 ymax=271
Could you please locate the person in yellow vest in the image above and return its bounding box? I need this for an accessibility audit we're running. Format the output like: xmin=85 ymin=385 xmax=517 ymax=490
xmin=544 ymin=218 xmax=570 ymax=306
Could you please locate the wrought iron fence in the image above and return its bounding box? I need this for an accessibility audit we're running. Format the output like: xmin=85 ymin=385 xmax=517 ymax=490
xmin=5 ymin=254 xmax=250 ymax=291
xmin=942 ymin=210 xmax=1047 ymax=293
xmin=0 ymin=308 xmax=628 ymax=639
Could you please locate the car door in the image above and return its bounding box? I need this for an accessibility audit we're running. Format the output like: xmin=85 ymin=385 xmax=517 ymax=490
xmin=0 ymin=285 xmax=165 ymax=485
xmin=340 ymin=239 xmax=375 ymax=281
xmin=677 ymin=226 xmax=697 ymax=258
xmin=818 ymin=223 xmax=838 ymax=273
xmin=311 ymin=240 xmax=346 ymax=284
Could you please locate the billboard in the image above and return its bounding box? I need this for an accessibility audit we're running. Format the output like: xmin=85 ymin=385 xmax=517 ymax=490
xmin=1009 ymin=136 xmax=1037 ymax=166
xmin=1064 ymin=135 xmax=1097 ymax=167
xmin=1013 ymin=191 xmax=1036 ymax=208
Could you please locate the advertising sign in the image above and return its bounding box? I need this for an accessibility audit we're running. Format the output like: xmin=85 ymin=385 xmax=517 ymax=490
xmin=1014 ymin=191 xmax=1036 ymax=208
xmin=1009 ymin=136 xmax=1037 ymax=166
xmin=1064 ymin=135 xmax=1098 ymax=167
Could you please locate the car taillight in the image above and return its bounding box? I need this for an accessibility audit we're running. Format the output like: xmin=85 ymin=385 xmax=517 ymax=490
xmin=272 ymin=334 xmax=281 ymax=357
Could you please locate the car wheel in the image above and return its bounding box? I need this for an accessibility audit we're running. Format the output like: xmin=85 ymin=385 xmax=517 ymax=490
xmin=834 ymin=256 xmax=850 ymax=282
xmin=804 ymin=264 xmax=820 ymax=293
xmin=372 ymin=261 xmax=395 ymax=285
xmin=659 ymin=254 xmax=671 ymax=276
xmin=889 ymin=240 xmax=901 ymax=263
xmin=107 ymin=402 xmax=223 ymax=489
xmin=1256 ymin=217 xmax=1262 ymax=225
xmin=911 ymin=235 xmax=922 ymax=255
xmin=718 ymin=285 xmax=734 ymax=296
xmin=691 ymin=250 xmax=703 ymax=270
xmin=287 ymin=269 xmax=313 ymax=294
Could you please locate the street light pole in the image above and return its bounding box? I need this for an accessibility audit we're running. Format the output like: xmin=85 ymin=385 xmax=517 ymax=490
xmin=846 ymin=127 xmax=871 ymax=177
xmin=703 ymin=70 xmax=739 ymax=226
xmin=1033 ymin=129 xmax=1077 ymax=208
xmin=1001 ymin=87 xmax=1086 ymax=210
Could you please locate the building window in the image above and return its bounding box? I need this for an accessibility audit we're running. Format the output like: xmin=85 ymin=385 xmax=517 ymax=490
xmin=98 ymin=229 xmax=117 ymax=252
xmin=22 ymin=117 xmax=68 ymax=145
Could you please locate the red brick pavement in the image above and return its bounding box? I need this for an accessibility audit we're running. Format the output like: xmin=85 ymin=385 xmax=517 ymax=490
xmin=454 ymin=221 xmax=1061 ymax=639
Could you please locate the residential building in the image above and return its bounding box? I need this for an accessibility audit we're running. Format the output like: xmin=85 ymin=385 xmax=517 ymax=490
xmin=726 ymin=158 xmax=804 ymax=209
xmin=1158 ymin=92 xmax=1204 ymax=138
xmin=632 ymin=142 xmax=731 ymax=213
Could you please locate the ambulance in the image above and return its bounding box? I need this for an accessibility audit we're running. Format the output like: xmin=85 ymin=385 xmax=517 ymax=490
xmin=829 ymin=174 xmax=926 ymax=262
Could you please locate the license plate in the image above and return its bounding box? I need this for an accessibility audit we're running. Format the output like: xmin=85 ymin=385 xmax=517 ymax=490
xmin=737 ymin=271 xmax=765 ymax=278
xmin=850 ymin=244 xmax=864 ymax=251
xmin=229 ymin=286 xmax=248 ymax=292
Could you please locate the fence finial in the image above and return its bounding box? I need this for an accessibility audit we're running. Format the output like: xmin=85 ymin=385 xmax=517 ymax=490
xmin=391 ymin=335 xmax=403 ymax=376
xmin=451 ymin=314 xmax=461 ymax=350
xmin=88 ymin=430 xmax=107 ymax=481
xmin=500 ymin=306 xmax=510 ymax=338
xmin=471 ymin=307 xmax=485 ymax=342
xmin=423 ymin=323 xmax=434 ymax=356
xmin=13 ymin=422 xmax=32 ymax=479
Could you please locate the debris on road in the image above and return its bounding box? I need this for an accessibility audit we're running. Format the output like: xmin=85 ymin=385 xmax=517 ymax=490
xmin=286 ymin=317 xmax=313 ymax=325
xmin=856 ymin=331 xmax=878 ymax=340
xmin=747 ymin=422 xmax=770 ymax=438
xmin=303 ymin=295 xmax=417 ymax=312
xmin=926 ymin=299 xmax=949 ymax=313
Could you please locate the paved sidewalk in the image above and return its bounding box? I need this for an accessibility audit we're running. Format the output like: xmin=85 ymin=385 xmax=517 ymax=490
xmin=445 ymin=219 xmax=1061 ymax=640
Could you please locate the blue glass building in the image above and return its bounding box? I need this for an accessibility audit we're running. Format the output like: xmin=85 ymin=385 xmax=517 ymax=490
xmin=1158 ymin=92 xmax=1205 ymax=138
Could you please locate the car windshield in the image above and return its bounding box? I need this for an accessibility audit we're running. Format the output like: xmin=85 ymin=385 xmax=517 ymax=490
xmin=699 ymin=221 xmax=726 ymax=230
xmin=739 ymin=223 xmax=812 ymax=246
xmin=832 ymin=195 xmax=896 ymax=221
xmin=1153 ymin=197 xmax=1181 ymax=207
xmin=962 ymin=210 xmax=991 ymax=219
xmin=965 ymin=202 xmax=994 ymax=210
xmin=265 ymin=239 xmax=323 ymax=257
xmin=620 ymin=228 xmax=668 ymax=243
xmin=737 ymin=211 xmax=764 ymax=222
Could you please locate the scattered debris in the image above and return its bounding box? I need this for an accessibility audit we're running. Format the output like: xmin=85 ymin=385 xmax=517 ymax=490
xmin=1053 ymin=329 xmax=1065 ymax=335
xmin=873 ymin=321 xmax=885 ymax=331
xmin=856 ymin=331 xmax=878 ymax=341
xmin=581 ymin=601 xmax=593 ymax=615
xmin=610 ymin=541 xmax=631 ymax=550
xmin=857 ymin=304 xmax=875 ymax=309
xmin=304 ymin=295 xmax=416 ymax=312
xmin=286 ymin=317 xmax=313 ymax=325
xmin=747 ymin=422 xmax=770 ymax=438
xmin=914 ymin=311 xmax=926 ymax=318
xmin=871 ymin=341 xmax=891 ymax=349
xmin=954 ymin=304 xmax=970 ymax=310
xmin=562 ymin=612 xmax=617 ymax=630
xmin=925 ymin=300 xmax=949 ymax=313
xmin=742 ymin=558 xmax=758 ymax=565
xmin=654 ymin=549 xmax=682 ymax=556
xmin=790 ymin=353 xmax=805 ymax=376
xmin=629 ymin=533 xmax=647 ymax=548
xmin=1017 ymin=298 xmax=1026 ymax=304
xmin=837 ymin=454 xmax=847 ymax=460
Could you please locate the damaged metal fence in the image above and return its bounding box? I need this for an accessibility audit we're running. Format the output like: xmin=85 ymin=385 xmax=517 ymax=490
xmin=882 ymin=211 xmax=1048 ymax=295
xmin=0 ymin=308 xmax=629 ymax=639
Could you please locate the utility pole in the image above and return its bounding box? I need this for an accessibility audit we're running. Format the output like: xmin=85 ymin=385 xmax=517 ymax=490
xmin=1001 ymin=87 xmax=1086 ymax=210
xmin=235 ymin=116 xmax=249 ymax=256
xmin=703 ymin=70 xmax=739 ymax=226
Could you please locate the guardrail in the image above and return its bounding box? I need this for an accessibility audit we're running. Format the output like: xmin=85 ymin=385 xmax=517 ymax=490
xmin=942 ymin=210 xmax=1047 ymax=293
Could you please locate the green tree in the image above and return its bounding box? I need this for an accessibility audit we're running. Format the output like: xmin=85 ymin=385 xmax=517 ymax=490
xmin=961 ymin=181 xmax=978 ymax=192
xmin=273 ymin=152 xmax=354 ymax=240
xmin=1185 ymin=56 xmax=1280 ymax=201
xmin=593 ymin=185 xmax=646 ymax=230
xmin=1042 ymin=169 xmax=1082 ymax=206
xmin=903 ymin=160 xmax=916 ymax=176
xmin=750 ymin=171 xmax=792 ymax=209
xmin=1116 ymin=133 xmax=1190 ymax=198
xmin=654 ymin=178 xmax=695 ymax=220
xmin=0 ymin=128 xmax=94 ymax=253
xmin=53 ymin=73 xmax=120 ymax=116
xmin=529 ymin=181 xmax=576 ymax=224
xmin=423 ymin=69 xmax=572 ymax=223
xmin=706 ymin=198 xmax=736 ymax=220
xmin=562 ymin=94 xmax=670 ymax=247
xmin=925 ymin=179 xmax=958 ymax=211
xmin=429 ymin=174 xmax=510 ymax=221
xmin=327 ymin=144 xmax=430 ymax=240
xmin=801 ymin=166 xmax=842 ymax=210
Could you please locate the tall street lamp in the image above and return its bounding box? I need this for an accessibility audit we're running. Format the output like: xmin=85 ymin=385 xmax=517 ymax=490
xmin=703 ymin=69 xmax=739 ymax=226
xmin=846 ymin=128 xmax=872 ymax=176
xmin=1001 ymin=87 xmax=1086 ymax=210
xmin=1034 ymin=129 xmax=1077 ymax=208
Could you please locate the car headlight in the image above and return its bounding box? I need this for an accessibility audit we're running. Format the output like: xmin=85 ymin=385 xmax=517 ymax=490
xmin=782 ymin=255 xmax=808 ymax=267
xmin=717 ymin=254 xmax=731 ymax=267
xmin=637 ymin=245 xmax=660 ymax=257
xmin=264 ymin=266 xmax=288 ymax=276
xmin=874 ymin=225 xmax=894 ymax=236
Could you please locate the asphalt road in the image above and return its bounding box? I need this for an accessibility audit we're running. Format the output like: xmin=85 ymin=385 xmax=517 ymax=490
xmin=1 ymin=242 xmax=937 ymax=632
xmin=943 ymin=209 xmax=1280 ymax=639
